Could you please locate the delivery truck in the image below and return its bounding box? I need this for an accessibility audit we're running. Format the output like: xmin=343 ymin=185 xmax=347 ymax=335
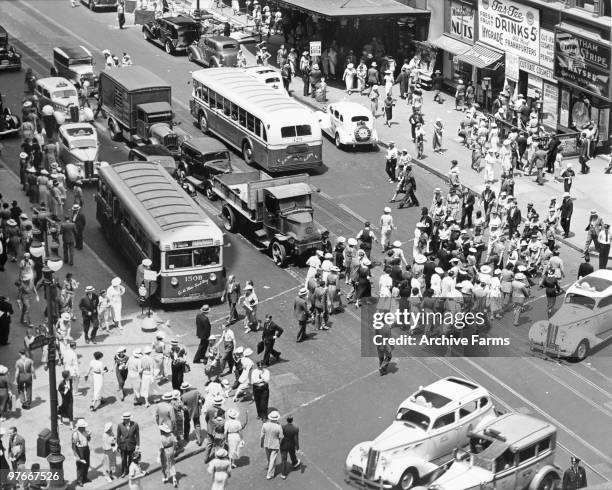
xmin=211 ymin=171 xmax=328 ymax=267
xmin=97 ymin=65 xmax=183 ymax=156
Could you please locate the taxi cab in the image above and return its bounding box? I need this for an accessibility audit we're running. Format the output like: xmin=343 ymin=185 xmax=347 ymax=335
xmin=316 ymin=101 xmax=379 ymax=150
xmin=415 ymin=413 xmax=561 ymax=490
xmin=345 ymin=377 xmax=496 ymax=490
xmin=34 ymin=77 xmax=79 ymax=120
xmin=529 ymin=269 xmax=612 ymax=361
xmin=57 ymin=122 xmax=99 ymax=183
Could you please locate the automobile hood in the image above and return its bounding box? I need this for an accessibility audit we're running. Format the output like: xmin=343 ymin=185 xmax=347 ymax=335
xmin=432 ymin=462 xmax=492 ymax=490
xmin=204 ymin=160 xmax=232 ymax=174
xmin=69 ymin=147 xmax=98 ymax=162
xmin=370 ymin=422 xmax=427 ymax=452
xmin=549 ymin=304 xmax=595 ymax=329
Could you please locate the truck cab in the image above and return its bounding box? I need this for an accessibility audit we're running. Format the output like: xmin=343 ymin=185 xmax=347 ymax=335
xmin=262 ymin=183 xmax=326 ymax=265
xmin=52 ymin=46 xmax=95 ymax=86
xmin=135 ymin=102 xmax=180 ymax=156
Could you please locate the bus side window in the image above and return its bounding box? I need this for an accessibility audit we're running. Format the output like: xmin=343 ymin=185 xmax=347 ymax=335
xmin=230 ymin=102 xmax=238 ymax=121
xmin=247 ymin=112 xmax=255 ymax=132
xmin=238 ymin=107 xmax=246 ymax=127
xmin=254 ymin=119 xmax=261 ymax=138
xmin=223 ymin=98 xmax=231 ymax=117
xmin=201 ymin=85 xmax=209 ymax=104
xmin=209 ymin=90 xmax=218 ymax=109
xmin=261 ymin=126 xmax=267 ymax=142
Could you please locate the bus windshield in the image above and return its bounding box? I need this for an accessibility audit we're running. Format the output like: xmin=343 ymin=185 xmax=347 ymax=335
xmin=166 ymin=246 xmax=220 ymax=269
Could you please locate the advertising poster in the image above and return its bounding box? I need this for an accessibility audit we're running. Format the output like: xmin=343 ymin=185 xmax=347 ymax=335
xmin=478 ymin=0 xmax=540 ymax=63
xmin=540 ymin=28 xmax=555 ymax=70
xmin=309 ymin=41 xmax=321 ymax=57
xmin=505 ymin=52 xmax=519 ymax=81
xmin=527 ymin=74 xmax=542 ymax=99
xmin=542 ymin=82 xmax=558 ymax=129
xmin=450 ymin=1 xmax=475 ymax=41
xmin=560 ymin=89 xmax=570 ymax=127
xmin=554 ymin=28 xmax=610 ymax=97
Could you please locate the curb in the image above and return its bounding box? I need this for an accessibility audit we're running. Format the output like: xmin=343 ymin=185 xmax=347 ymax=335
xmin=293 ymin=92 xmax=586 ymax=255
xmin=96 ymin=445 xmax=207 ymax=490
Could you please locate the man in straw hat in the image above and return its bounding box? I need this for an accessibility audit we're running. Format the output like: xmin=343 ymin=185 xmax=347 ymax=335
xmin=79 ymin=286 xmax=99 ymax=344
xmin=294 ymin=287 xmax=310 ymax=342
xmin=117 ymin=412 xmax=140 ymax=478
xmin=72 ymin=419 xmax=92 ymax=486
xmin=204 ymin=395 xmax=225 ymax=463
xmin=261 ymin=410 xmax=283 ymax=480
xmin=180 ymin=381 xmax=203 ymax=445
xmin=193 ymin=304 xmax=211 ymax=364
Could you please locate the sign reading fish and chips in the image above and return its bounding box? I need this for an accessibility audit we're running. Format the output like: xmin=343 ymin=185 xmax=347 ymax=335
xmin=478 ymin=0 xmax=540 ymax=63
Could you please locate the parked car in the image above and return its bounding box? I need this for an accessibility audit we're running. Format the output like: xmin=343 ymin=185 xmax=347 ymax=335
xmin=52 ymin=46 xmax=95 ymax=86
xmin=57 ymin=122 xmax=99 ymax=184
xmin=34 ymin=77 xmax=80 ymax=120
xmin=0 ymin=26 xmax=22 ymax=71
xmin=81 ymin=0 xmax=117 ymax=11
xmin=529 ymin=269 xmax=612 ymax=361
xmin=415 ymin=413 xmax=561 ymax=490
xmin=128 ymin=144 xmax=177 ymax=175
xmin=188 ymin=35 xmax=238 ymax=67
xmin=316 ymin=101 xmax=379 ymax=150
xmin=243 ymin=66 xmax=286 ymax=94
xmin=179 ymin=136 xmax=232 ymax=199
xmin=0 ymin=108 xmax=21 ymax=139
xmin=345 ymin=377 xmax=497 ymax=490
xmin=142 ymin=16 xmax=200 ymax=55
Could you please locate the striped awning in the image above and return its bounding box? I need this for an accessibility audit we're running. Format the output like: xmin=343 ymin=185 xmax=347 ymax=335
xmin=430 ymin=34 xmax=471 ymax=56
xmin=456 ymin=42 xmax=504 ymax=69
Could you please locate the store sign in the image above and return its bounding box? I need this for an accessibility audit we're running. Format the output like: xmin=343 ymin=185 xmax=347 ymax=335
xmin=478 ymin=0 xmax=540 ymax=63
xmin=540 ymin=28 xmax=555 ymax=70
xmin=309 ymin=41 xmax=321 ymax=57
xmin=450 ymin=1 xmax=475 ymax=41
xmin=554 ymin=28 xmax=610 ymax=97
xmin=519 ymin=59 xmax=554 ymax=80
xmin=559 ymin=89 xmax=570 ymax=127
xmin=505 ymin=52 xmax=519 ymax=81
xmin=542 ymin=81 xmax=558 ymax=129
xmin=527 ymin=73 xmax=543 ymax=99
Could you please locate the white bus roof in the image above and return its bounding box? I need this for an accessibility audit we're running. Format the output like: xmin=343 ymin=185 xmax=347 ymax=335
xmin=98 ymin=161 xmax=223 ymax=249
xmin=192 ymin=67 xmax=314 ymax=126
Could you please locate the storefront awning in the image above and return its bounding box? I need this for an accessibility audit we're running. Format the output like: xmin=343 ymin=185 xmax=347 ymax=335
xmin=456 ymin=42 xmax=504 ymax=69
xmin=430 ymin=34 xmax=471 ymax=56
xmin=274 ymin=0 xmax=428 ymax=18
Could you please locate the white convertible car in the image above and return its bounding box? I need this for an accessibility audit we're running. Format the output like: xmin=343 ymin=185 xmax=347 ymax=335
xmin=345 ymin=377 xmax=497 ymax=489
xmin=316 ymin=101 xmax=378 ymax=150
xmin=57 ymin=122 xmax=99 ymax=184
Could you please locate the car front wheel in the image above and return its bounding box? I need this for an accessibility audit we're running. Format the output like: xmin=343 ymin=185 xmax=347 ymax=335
xmin=143 ymin=29 xmax=150 ymax=41
xmin=396 ymin=468 xmax=417 ymax=490
xmin=165 ymin=41 xmax=174 ymax=55
xmin=334 ymin=133 xmax=342 ymax=149
xmin=573 ymin=339 xmax=590 ymax=361
xmin=537 ymin=472 xmax=560 ymax=490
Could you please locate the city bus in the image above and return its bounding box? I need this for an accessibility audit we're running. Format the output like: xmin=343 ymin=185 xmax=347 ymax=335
xmin=96 ymin=161 xmax=226 ymax=304
xmin=189 ymin=67 xmax=323 ymax=173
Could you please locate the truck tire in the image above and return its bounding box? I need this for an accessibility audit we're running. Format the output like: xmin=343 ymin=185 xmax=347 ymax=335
xmin=242 ymin=141 xmax=254 ymax=165
xmin=107 ymin=119 xmax=120 ymax=141
xmin=271 ymin=242 xmax=287 ymax=267
xmin=199 ymin=112 xmax=209 ymax=134
xmin=221 ymin=205 xmax=237 ymax=232
xmin=536 ymin=472 xmax=560 ymax=490
xmin=395 ymin=468 xmax=418 ymax=490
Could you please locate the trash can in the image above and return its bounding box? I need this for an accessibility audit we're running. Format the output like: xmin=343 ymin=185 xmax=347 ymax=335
xmin=37 ymin=428 xmax=51 ymax=458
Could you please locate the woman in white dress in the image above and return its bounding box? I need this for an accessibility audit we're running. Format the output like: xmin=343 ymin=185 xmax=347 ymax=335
xmin=85 ymin=351 xmax=108 ymax=411
xmin=107 ymin=277 xmax=126 ymax=329
xmin=224 ymin=408 xmax=247 ymax=468
xmin=342 ymin=63 xmax=356 ymax=94
xmin=488 ymin=269 xmax=503 ymax=319
xmin=97 ymin=289 xmax=114 ymax=331
xmin=128 ymin=451 xmax=146 ymax=490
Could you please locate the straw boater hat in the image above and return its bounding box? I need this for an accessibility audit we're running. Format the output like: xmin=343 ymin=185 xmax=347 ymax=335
xmin=0 ymin=365 xmax=8 ymax=375
xmin=227 ymin=408 xmax=239 ymax=419
xmin=243 ymin=348 xmax=253 ymax=357
xmin=61 ymin=312 xmax=71 ymax=322
xmin=162 ymin=392 xmax=173 ymax=401
xmin=180 ymin=382 xmax=191 ymax=390
xmin=85 ymin=286 xmax=95 ymax=293
xmin=393 ymin=240 xmax=402 ymax=248
xmin=515 ymin=273 xmax=526 ymax=280
xmin=132 ymin=349 xmax=142 ymax=358
xmin=347 ymin=237 xmax=357 ymax=246
xmin=434 ymin=267 xmax=444 ymax=275
xmin=234 ymin=346 xmax=244 ymax=355
xmin=298 ymin=287 xmax=308 ymax=297
xmin=200 ymin=304 xmax=210 ymax=313
xmin=76 ymin=419 xmax=88 ymax=428
xmin=142 ymin=258 xmax=152 ymax=267
xmin=268 ymin=410 xmax=280 ymax=421
xmin=384 ymin=207 xmax=391 ymax=214
xmin=215 ymin=449 xmax=228 ymax=459
xmin=116 ymin=346 xmax=126 ymax=353
xmin=337 ymin=236 xmax=346 ymax=243
xmin=111 ymin=277 xmax=121 ymax=287
xmin=414 ymin=254 xmax=426 ymax=264
xmin=480 ymin=265 xmax=492 ymax=275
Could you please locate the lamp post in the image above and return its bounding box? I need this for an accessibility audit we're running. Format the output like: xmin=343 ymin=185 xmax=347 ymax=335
xmin=43 ymin=256 xmax=66 ymax=489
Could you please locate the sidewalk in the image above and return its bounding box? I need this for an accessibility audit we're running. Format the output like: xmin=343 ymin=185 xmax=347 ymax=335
xmin=202 ymin=3 xmax=612 ymax=254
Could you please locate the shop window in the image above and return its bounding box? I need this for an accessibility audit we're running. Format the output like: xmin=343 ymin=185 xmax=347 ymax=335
xmin=573 ymin=0 xmax=597 ymax=13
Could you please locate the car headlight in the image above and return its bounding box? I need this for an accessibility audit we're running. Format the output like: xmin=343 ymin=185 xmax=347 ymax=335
xmin=209 ymin=272 xmax=216 ymax=282
xmin=170 ymin=277 xmax=179 ymax=287
xmin=379 ymin=455 xmax=389 ymax=469
xmin=359 ymin=447 xmax=368 ymax=458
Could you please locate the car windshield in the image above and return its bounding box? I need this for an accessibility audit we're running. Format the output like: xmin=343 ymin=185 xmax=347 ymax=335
xmin=223 ymin=43 xmax=237 ymax=50
xmin=202 ymin=151 xmax=230 ymax=163
xmin=177 ymin=27 xmax=198 ymax=43
xmin=66 ymin=127 xmax=94 ymax=137
xmin=53 ymin=89 xmax=77 ymax=98
xmin=564 ymin=293 xmax=596 ymax=309
xmin=165 ymin=246 xmax=220 ymax=269
xmin=70 ymin=138 xmax=96 ymax=149
xmin=147 ymin=113 xmax=172 ymax=123
xmin=395 ymin=408 xmax=430 ymax=430
xmin=281 ymin=125 xmax=312 ymax=138
xmin=352 ymin=115 xmax=370 ymax=123
xmin=68 ymin=58 xmax=92 ymax=66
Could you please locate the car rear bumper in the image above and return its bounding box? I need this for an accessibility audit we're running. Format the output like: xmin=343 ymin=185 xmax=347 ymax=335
xmin=0 ymin=60 xmax=21 ymax=70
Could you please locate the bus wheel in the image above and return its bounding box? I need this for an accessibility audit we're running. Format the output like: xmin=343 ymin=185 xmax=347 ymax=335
xmin=199 ymin=112 xmax=209 ymax=134
xmin=242 ymin=141 xmax=254 ymax=165
xmin=108 ymin=119 xmax=119 ymax=141
xmin=221 ymin=205 xmax=237 ymax=232
xmin=271 ymin=242 xmax=287 ymax=267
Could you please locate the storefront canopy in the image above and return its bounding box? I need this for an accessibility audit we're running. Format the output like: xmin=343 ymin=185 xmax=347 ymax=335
xmin=430 ymin=34 xmax=471 ymax=56
xmin=274 ymin=0 xmax=428 ymax=18
xmin=456 ymin=42 xmax=503 ymax=69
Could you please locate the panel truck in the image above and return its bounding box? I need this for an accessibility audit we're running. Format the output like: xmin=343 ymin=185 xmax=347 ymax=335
xmin=211 ymin=171 xmax=327 ymax=266
xmin=97 ymin=65 xmax=183 ymax=156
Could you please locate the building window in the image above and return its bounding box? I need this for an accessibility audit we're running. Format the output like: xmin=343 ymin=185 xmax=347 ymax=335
xmin=574 ymin=0 xmax=597 ymax=13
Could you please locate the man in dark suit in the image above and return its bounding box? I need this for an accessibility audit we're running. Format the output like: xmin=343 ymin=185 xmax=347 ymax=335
xmin=294 ymin=288 xmax=310 ymax=342
xmin=193 ymin=304 xmax=211 ymax=363
xmin=460 ymin=188 xmax=475 ymax=229
xmin=559 ymin=193 xmax=573 ymax=238
xmin=577 ymin=255 xmax=594 ymax=280
xmin=78 ymin=286 xmax=99 ymax=344
xmin=180 ymin=382 xmax=203 ymax=445
xmin=280 ymin=416 xmax=301 ymax=479
xmin=562 ymin=456 xmax=587 ymax=490
xmin=60 ymin=215 xmax=76 ymax=265
xmin=117 ymin=413 xmax=140 ymax=478
xmin=506 ymin=199 xmax=522 ymax=239
xmin=261 ymin=315 xmax=283 ymax=366
xmin=72 ymin=204 xmax=86 ymax=250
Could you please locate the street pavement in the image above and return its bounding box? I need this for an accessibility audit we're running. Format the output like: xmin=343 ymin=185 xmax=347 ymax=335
xmin=1 ymin=2 xmax=612 ymax=489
